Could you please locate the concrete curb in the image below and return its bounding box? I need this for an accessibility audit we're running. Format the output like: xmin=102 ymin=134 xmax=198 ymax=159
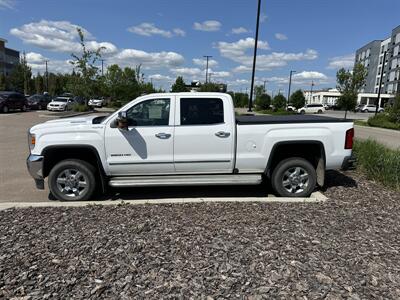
xmin=0 ymin=192 xmax=327 ymax=211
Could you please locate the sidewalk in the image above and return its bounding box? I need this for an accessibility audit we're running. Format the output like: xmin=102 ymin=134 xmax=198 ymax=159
xmin=354 ymin=125 xmax=400 ymax=150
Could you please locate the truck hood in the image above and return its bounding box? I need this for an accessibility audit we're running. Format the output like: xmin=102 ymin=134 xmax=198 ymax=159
xmin=30 ymin=115 xmax=101 ymax=133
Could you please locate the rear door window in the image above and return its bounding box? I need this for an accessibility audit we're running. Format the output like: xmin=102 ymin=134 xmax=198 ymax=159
xmin=180 ymin=98 xmax=224 ymax=125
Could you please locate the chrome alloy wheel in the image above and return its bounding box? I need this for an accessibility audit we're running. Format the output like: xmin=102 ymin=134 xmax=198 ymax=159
xmin=56 ymin=169 xmax=88 ymax=198
xmin=282 ymin=167 xmax=309 ymax=194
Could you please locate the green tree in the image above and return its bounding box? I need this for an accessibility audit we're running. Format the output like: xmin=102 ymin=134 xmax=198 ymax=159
xmin=171 ymin=76 xmax=188 ymax=92
xmin=255 ymin=93 xmax=272 ymax=110
xmin=290 ymin=89 xmax=306 ymax=109
xmin=8 ymin=52 xmax=32 ymax=94
xmin=233 ymin=92 xmax=249 ymax=108
xmin=0 ymin=74 xmax=7 ymax=91
xmin=272 ymin=94 xmax=287 ymax=110
xmin=199 ymin=82 xmax=222 ymax=92
xmin=69 ymin=27 xmax=105 ymax=99
xmin=336 ymin=63 xmax=367 ymax=119
xmin=387 ymin=94 xmax=400 ymax=123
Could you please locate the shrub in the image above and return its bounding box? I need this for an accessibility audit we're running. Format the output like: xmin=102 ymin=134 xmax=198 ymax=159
xmin=72 ymin=103 xmax=90 ymax=112
xmin=272 ymin=94 xmax=287 ymax=110
xmin=255 ymin=94 xmax=272 ymax=110
xmin=367 ymin=113 xmax=400 ymax=130
xmin=353 ymin=140 xmax=400 ymax=190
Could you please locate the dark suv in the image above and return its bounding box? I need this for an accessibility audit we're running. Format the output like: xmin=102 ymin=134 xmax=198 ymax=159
xmin=27 ymin=94 xmax=52 ymax=110
xmin=0 ymin=91 xmax=28 ymax=113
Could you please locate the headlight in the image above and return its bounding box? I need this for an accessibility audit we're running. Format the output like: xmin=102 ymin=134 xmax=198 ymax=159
xmin=28 ymin=132 xmax=36 ymax=152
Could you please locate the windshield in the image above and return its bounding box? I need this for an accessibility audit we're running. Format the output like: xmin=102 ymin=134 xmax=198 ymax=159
xmin=53 ymin=98 xmax=68 ymax=102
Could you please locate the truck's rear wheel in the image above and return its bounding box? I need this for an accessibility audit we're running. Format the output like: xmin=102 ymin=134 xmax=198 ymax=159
xmin=48 ymin=159 xmax=96 ymax=201
xmin=271 ymin=157 xmax=316 ymax=197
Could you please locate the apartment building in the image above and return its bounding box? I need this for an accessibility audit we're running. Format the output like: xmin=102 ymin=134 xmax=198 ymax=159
xmin=0 ymin=38 xmax=20 ymax=77
xmin=355 ymin=25 xmax=400 ymax=95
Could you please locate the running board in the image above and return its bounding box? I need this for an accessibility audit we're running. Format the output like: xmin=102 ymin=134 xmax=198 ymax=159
xmin=108 ymin=174 xmax=262 ymax=188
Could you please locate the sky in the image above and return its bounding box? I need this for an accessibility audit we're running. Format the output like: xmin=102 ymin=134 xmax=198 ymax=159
xmin=0 ymin=0 xmax=399 ymax=94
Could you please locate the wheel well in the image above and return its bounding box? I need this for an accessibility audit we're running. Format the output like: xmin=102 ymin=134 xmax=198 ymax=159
xmin=42 ymin=146 xmax=103 ymax=178
xmin=266 ymin=142 xmax=326 ymax=186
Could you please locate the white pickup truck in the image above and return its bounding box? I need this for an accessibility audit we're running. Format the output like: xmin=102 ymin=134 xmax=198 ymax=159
xmin=27 ymin=92 xmax=355 ymax=201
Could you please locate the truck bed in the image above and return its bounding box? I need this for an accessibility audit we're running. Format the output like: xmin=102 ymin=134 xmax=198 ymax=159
xmin=236 ymin=114 xmax=352 ymax=125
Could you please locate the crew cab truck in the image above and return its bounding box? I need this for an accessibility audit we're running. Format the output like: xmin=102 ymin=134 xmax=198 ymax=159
xmin=27 ymin=92 xmax=354 ymax=201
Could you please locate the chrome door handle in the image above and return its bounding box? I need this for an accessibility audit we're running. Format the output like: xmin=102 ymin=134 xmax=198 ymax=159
xmin=155 ymin=133 xmax=171 ymax=139
xmin=215 ymin=131 xmax=230 ymax=138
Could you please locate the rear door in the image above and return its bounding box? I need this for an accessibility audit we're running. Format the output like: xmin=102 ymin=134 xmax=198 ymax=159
xmin=173 ymin=96 xmax=235 ymax=173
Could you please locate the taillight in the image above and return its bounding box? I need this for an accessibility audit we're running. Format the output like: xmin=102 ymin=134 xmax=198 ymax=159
xmin=345 ymin=128 xmax=354 ymax=149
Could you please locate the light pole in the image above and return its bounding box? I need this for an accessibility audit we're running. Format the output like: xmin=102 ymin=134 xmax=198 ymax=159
xmin=100 ymin=59 xmax=105 ymax=76
xmin=44 ymin=60 xmax=49 ymax=93
xmin=203 ymin=55 xmax=212 ymax=83
xmin=287 ymin=70 xmax=296 ymax=105
xmin=263 ymin=80 xmax=268 ymax=94
xmin=375 ymin=50 xmax=388 ymax=116
xmin=310 ymin=81 xmax=315 ymax=103
xmin=248 ymin=0 xmax=262 ymax=112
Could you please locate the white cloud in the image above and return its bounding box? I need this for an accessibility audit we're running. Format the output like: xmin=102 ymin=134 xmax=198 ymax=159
xmin=231 ymin=27 xmax=250 ymax=34
xmin=293 ymin=71 xmax=328 ymax=81
xmin=0 ymin=0 xmax=14 ymax=9
xmin=149 ymin=74 xmax=174 ymax=81
xmin=170 ymin=67 xmax=203 ymax=77
xmin=173 ymin=28 xmax=186 ymax=37
xmin=327 ymin=54 xmax=355 ymax=69
xmin=10 ymin=20 xmax=117 ymax=54
xmin=209 ymin=70 xmax=231 ymax=78
xmin=192 ymin=58 xmax=218 ymax=68
xmin=127 ymin=23 xmax=185 ymax=38
xmin=193 ymin=20 xmax=221 ymax=32
xmin=111 ymin=49 xmax=184 ymax=69
xmin=275 ymin=33 xmax=288 ymax=41
xmin=25 ymin=52 xmax=47 ymax=64
xmin=264 ymin=71 xmax=329 ymax=86
xmin=231 ymin=49 xmax=319 ymax=72
xmin=216 ymin=37 xmax=270 ymax=57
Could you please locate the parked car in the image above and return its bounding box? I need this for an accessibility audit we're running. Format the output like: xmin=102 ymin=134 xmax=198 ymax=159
xmin=88 ymin=98 xmax=104 ymax=108
xmin=27 ymin=94 xmax=52 ymax=110
xmin=298 ymin=104 xmax=325 ymax=114
xmin=27 ymin=92 xmax=355 ymax=201
xmin=358 ymin=104 xmax=384 ymax=113
xmin=286 ymin=105 xmax=297 ymax=112
xmin=47 ymin=97 xmax=75 ymax=111
xmin=0 ymin=91 xmax=28 ymax=113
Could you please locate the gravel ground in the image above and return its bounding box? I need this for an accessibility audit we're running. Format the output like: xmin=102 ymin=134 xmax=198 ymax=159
xmin=1 ymin=171 xmax=400 ymax=299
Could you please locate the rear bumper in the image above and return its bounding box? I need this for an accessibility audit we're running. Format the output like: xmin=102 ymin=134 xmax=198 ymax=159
xmin=27 ymin=154 xmax=45 ymax=189
xmin=341 ymin=155 xmax=356 ymax=170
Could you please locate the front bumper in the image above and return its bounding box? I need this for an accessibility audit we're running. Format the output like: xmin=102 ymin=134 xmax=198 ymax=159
xmin=47 ymin=106 xmax=66 ymax=111
xmin=27 ymin=154 xmax=45 ymax=189
xmin=341 ymin=155 xmax=356 ymax=170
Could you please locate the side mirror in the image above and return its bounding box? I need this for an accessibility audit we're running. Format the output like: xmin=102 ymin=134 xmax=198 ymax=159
xmin=117 ymin=111 xmax=128 ymax=130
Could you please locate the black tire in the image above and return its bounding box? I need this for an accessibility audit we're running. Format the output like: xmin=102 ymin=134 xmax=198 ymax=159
xmin=271 ymin=157 xmax=317 ymax=197
xmin=317 ymin=109 xmax=323 ymax=114
xmin=2 ymin=105 xmax=9 ymax=113
xmin=21 ymin=104 xmax=27 ymax=112
xmin=48 ymin=159 xmax=96 ymax=201
xmin=300 ymin=110 xmax=305 ymax=115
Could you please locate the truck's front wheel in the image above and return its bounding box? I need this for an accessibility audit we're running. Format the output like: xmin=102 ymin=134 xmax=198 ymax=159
xmin=48 ymin=159 xmax=96 ymax=201
xmin=271 ymin=157 xmax=316 ymax=197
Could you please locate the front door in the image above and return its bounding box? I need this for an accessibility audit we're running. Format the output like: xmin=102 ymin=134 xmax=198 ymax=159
xmin=173 ymin=96 xmax=235 ymax=173
xmin=105 ymin=97 xmax=175 ymax=175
